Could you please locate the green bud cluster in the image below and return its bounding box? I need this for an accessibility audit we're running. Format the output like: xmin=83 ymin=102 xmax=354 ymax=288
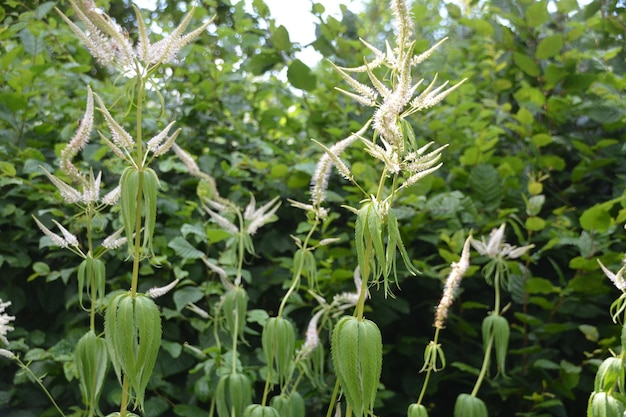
xmin=262 ymin=317 xmax=296 ymax=386
xmin=216 ymin=373 xmax=253 ymax=417
xmin=331 ymin=316 xmax=382 ymax=417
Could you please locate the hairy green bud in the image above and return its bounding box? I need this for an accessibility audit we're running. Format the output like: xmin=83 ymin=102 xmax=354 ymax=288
xmin=262 ymin=317 xmax=295 ymax=386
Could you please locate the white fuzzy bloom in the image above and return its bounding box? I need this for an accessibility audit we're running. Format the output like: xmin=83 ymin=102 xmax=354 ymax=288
xmin=60 ymin=86 xmax=94 ymax=183
xmin=299 ymin=309 xmax=324 ymax=358
xmin=471 ymin=223 xmax=534 ymax=260
xmin=82 ymin=171 xmax=102 ymax=204
xmin=310 ymin=122 xmax=371 ymax=207
xmin=172 ymin=143 xmax=201 ymax=176
xmin=203 ymin=206 xmax=238 ymax=234
xmin=146 ymin=279 xmax=180 ymax=299
xmin=0 ymin=348 xmax=15 ymax=360
xmin=40 ymin=167 xmax=82 ymax=204
xmin=147 ymin=122 xmax=180 ymax=157
xmin=95 ymin=94 xmax=134 ymax=151
xmin=434 ymin=236 xmax=472 ymax=329
xmin=598 ymin=260 xmax=626 ymax=292
xmin=102 ymin=185 xmax=121 ymax=206
xmin=52 ymin=220 xmax=79 ymax=247
xmin=245 ymin=196 xmax=281 ymax=236
xmin=0 ymin=299 xmax=15 ymax=347
xmin=33 ymin=216 xmax=69 ymax=248
xmin=102 ymin=228 xmax=127 ymax=250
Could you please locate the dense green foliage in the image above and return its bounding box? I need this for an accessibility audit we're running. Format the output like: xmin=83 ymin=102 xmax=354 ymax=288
xmin=0 ymin=0 xmax=625 ymax=416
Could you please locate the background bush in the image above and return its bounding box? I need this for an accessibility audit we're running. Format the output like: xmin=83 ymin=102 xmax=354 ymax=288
xmin=0 ymin=0 xmax=625 ymax=416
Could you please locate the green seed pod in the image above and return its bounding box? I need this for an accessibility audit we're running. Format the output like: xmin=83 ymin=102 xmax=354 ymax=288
xmin=270 ymin=392 xmax=305 ymax=417
xmin=262 ymin=317 xmax=295 ymax=386
xmin=453 ymin=394 xmax=488 ymax=417
xmin=482 ymin=314 xmax=509 ymax=376
xmin=75 ymin=330 xmax=108 ymax=413
xmin=331 ymin=316 xmax=382 ymax=417
xmin=587 ymin=391 xmax=626 ymax=417
xmin=407 ymin=403 xmax=428 ymax=417
xmin=216 ymin=373 xmax=253 ymax=417
xmin=593 ymin=357 xmax=624 ymax=392
xmin=222 ymin=287 xmax=248 ymax=339
xmin=104 ymin=293 xmax=162 ymax=411
xmin=243 ymin=405 xmax=280 ymax=417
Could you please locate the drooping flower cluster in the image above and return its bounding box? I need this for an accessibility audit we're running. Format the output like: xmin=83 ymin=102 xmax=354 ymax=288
xmin=598 ymin=258 xmax=626 ymax=292
xmin=58 ymin=0 xmax=213 ymax=75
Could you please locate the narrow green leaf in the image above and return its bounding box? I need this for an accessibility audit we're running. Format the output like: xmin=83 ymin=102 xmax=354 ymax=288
xmin=142 ymin=168 xmax=160 ymax=255
xmin=120 ymin=167 xmax=139 ymax=254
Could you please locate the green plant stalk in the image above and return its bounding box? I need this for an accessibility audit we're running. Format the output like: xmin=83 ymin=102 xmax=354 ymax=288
xmin=325 ymin=379 xmax=342 ymax=417
xmin=15 ymin=357 xmax=67 ymax=417
xmin=119 ymin=66 xmax=146 ymax=417
xmin=416 ymin=326 xmax=442 ymax=406
xmin=470 ymin=265 xmax=502 ymax=397
xmin=277 ymin=219 xmax=319 ymax=317
xmin=355 ymin=238 xmax=373 ymax=320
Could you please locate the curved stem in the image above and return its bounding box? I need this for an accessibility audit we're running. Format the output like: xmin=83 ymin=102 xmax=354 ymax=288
xmin=416 ymin=327 xmax=441 ymax=405
xmin=355 ymin=238 xmax=373 ymax=320
xmin=17 ymin=358 xmax=67 ymax=417
xmin=325 ymin=379 xmax=341 ymax=417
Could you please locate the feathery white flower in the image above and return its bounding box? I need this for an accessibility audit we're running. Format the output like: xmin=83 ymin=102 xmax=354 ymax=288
xmin=434 ymin=236 xmax=472 ymax=329
xmin=172 ymin=143 xmax=201 ymax=176
xmin=146 ymin=279 xmax=180 ymax=299
xmin=245 ymin=196 xmax=281 ymax=236
xmin=52 ymin=220 xmax=79 ymax=247
xmin=95 ymin=94 xmax=134 ymax=151
xmin=102 ymin=228 xmax=127 ymax=250
xmin=60 ymin=86 xmax=94 ymax=183
xmin=471 ymin=223 xmax=534 ymax=260
xmin=0 ymin=348 xmax=15 ymax=360
xmin=299 ymin=309 xmax=324 ymax=357
xmin=40 ymin=167 xmax=82 ymax=204
xmin=0 ymin=299 xmax=15 ymax=347
xmin=102 ymin=185 xmax=121 ymax=206
xmin=82 ymin=170 xmax=102 ymax=204
xmin=33 ymin=216 xmax=70 ymax=248
xmin=203 ymin=206 xmax=238 ymax=234
xmin=310 ymin=122 xmax=371 ymax=207
xmin=598 ymin=260 xmax=626 ymax=292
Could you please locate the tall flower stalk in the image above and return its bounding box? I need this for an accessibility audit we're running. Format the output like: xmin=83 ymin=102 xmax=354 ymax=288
xmin=305 ymin=0 xmax=466 ymax=415
xmin=31 ymin=2 xmax=213 ymax=415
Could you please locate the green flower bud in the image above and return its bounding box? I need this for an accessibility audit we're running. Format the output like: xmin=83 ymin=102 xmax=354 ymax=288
xmin=593 ymin=357 xmax=624 ymax=392
xmin=223 ymin=287 xmax=248 ymax=339
xmin=262 ymin=317 xmax=295 ymax=386
xmin=331 ymin=316 xmax=382 ymax=417
xmin=270 ymin=392 xmax=305 ymax=417
xmin=243 ymin=405 xmax=280 ymax=417
xmin=482 ymin=314 xmax=509 ymax=376
xmin=216 ymin=373 xmax=252 ymax=417
xmin=75 ymin=330 xmax=108 ymax=412
xmin=587 ymin=391 xmax=626 ymax=417
xmin=104 ymin=293 xmax=161 ymax=411
xmin=407 ymin=403 xmax=428 ymax=417
xmin=454 ymin=394 xmax=488 ymax=417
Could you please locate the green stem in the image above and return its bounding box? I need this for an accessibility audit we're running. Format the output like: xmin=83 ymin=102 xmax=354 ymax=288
xmin=355 ymin=238 xmax=373 ymax=320
xmin=325 ymin=379 xmax=341 ymax=417
xmin=471 ymin=334 xmax=494 ymax=397
xmin=416 ymin=327 xmax=441 ymax=405
xmin=17 ymin=358 xmax=67 ymax=417
xmin=470 ymin=264 xmax=502 ymax=397
xmin=277 ymin=219 xmax=319 ymax=317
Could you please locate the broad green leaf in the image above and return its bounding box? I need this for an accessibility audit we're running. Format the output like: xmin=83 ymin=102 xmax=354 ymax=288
xmin=580 ymin=204 xmax=612 ymax=232
xmin=535 ymin=34 xmax=563 ymax=59
xmin=525 ymin=1 xmax=549 ymax=27
xmin=168 ymin=237 xmax=204 ymax=260
xmin=287 ymin=59 xmax=316 ymax=91
xmin=513 ymin=52 xmax=540 ymax=77
xmin=468 ymin=164 xmax=502 ymax=210
xmin=173 ymin=286 xmax=204 ymax=312
xmin=525 ymin=277 xmax=555 ymax=294
xmin=271 ymin=25 xmax=291 ymax=51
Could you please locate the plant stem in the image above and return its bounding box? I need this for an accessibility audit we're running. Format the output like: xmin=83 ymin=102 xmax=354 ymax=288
xmin=17 ymin=358 xmax=67 ymax=417
xmin=355 ymin=238 xmax=373 ymax=320
xmin=416 ymin=327 xmax=441 ymax=405
xmin=325 ymin=379 xmax=341 ymax=417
